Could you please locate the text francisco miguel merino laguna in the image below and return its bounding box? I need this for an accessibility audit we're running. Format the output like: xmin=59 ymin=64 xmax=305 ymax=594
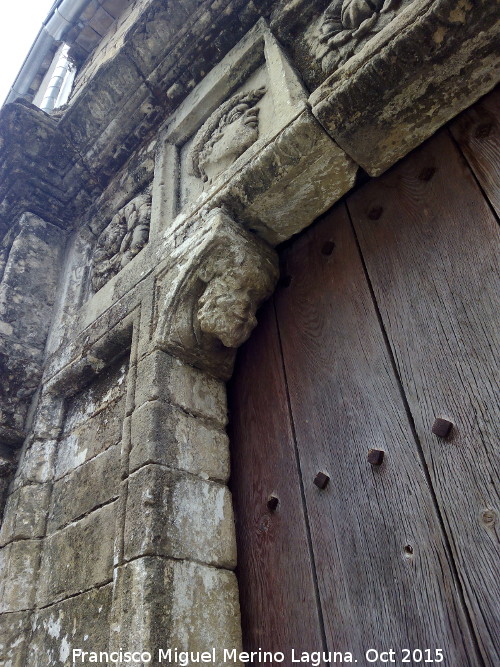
xmin=72 ymin=648 xmax=358 ymax=664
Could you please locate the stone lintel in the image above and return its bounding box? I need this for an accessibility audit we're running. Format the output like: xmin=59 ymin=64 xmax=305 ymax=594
xmin=310 ymin=0 xmax=500 ymax=176
xmin=208 ymin=109 xmax=357 ymax=245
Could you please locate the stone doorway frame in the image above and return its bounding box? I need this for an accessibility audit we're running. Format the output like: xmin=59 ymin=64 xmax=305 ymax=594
xmin=0 ymin=0 xmax=498 ymax=662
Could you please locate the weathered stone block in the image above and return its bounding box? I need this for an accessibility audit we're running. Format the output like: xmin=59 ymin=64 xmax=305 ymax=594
xmin=0 ymin=539 xmax=41 ymax=613
xmin=30 ymin=391 xmax=66 ymax=441
xmin=135 ymin=351 xmax=227 ymax=427
xmin=0 ymin=285 xmax=57 ymax=350
xmin=0 ymin=215 xmax=66 ymax=449
xmin=0 ymin=340 xmax=44 ymax=442
xmin=55 ymin=395 xmax=125 ymax=478
xmin=61 ymin=357 xmax=128 ymax=434
xmin=48 ymin=444 xmax=120 ymax=532
xmin=89 ymin=7 xmax=115 ymax=36
xmin=28 ymin=585 xmax=113 ymax=666
xmin=212 ymin=109 xmax=357 ymax=244
xmin=169 ymin=561 xmax=242 ymax=663
xmin=0 ymin=452 xmax=16 ymax=520
xmin=110 ymin=557 xmax=242 ymax=663
xmin=101 ymin=0 xmax=132 ymax=20
xmin=12 ymin=438 xmax=56 ymax=489
xmin=36 ymin=502 xmax=116 ymax=606
xmin=109 ymin=556 xmax=174 ymax=660
xmin=0 ymin=611 xmax=32 ymax=666
xmin=129 ymin=399 xmax=230 ymax=481
xmin=123 ymin=1 xmax=189 ymax=77
xmin=0 ymin=483 xmax=50 ymax=545
xmin=124 ymin=464 xmax=236 ymax=568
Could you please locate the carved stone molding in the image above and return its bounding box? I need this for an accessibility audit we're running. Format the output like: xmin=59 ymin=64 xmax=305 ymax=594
xmin=91 ymin=191 xmax=151 ymax=292
xmin=310 ymin=0 xmax=500 ymax=175
xmin=154 ymin=208 xmax=279 ymax=380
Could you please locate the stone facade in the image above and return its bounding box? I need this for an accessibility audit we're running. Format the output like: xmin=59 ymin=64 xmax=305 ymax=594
xmin=0 ymin=0 xmax=498 ymax=665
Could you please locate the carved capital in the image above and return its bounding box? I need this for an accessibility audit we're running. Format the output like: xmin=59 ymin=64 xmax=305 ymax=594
xmin=155 ymin=209 xmax=278 ymax=379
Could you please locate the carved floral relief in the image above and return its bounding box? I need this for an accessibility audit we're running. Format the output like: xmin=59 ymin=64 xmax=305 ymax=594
xmin=312 ymin=0 xmax=404 ymax=72
xmin=91 ymin=192 xmax=151 ymax=292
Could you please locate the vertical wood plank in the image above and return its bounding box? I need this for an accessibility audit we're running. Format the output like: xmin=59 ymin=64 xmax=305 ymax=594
xmin=274 ymin=205 xmax=476 ymax=663
xmin=450 ymin=87 xmax=500 ymax=216
xmin=228 ymin=298 xmax=324 ymax=656
xmin=348 ymin=130 xmax=500 ymax=665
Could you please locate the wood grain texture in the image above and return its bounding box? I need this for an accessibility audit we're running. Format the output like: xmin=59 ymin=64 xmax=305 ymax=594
xmin=274 ymin=204 xmax=476 ymax=664
xmin=450 ymin=87 xmax=500 ymax=216
xmin=348 ymin=130 xmax=500 ymax=665
xmin=228 ymin=298 xmax=324 ymax=656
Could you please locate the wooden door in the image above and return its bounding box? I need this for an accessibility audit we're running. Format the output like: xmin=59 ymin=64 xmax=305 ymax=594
xmin=228 ymin=89 xmax=499 ymax=666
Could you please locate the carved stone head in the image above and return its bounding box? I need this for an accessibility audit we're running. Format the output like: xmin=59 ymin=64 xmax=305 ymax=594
xmin=197 ymin=268 xmax=272 ymax=349
xmin=190 ymin=87 xmax=267 ymax=185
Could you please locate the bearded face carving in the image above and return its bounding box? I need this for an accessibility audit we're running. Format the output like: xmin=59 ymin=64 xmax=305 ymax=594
xmin=190 ymin=87 xmax=267 ymax=186
xmin=197 ymin=275 xmax=261 ymax=349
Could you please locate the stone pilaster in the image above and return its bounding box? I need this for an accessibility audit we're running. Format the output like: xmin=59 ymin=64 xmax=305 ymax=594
xmin=107 ymin=209 xmax=278 ymax=665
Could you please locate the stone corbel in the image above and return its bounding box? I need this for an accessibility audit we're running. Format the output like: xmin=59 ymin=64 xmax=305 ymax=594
xmin=154 ymin=208 xmax=279 ymax=380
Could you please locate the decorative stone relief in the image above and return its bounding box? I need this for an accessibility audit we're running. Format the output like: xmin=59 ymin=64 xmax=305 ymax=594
xmin=190 ymin=86 xmax=267 ymax=186
xmin=155 ymin=208 xmax=279 ymax=379
xmin=153 ymin=19 xmax=310 ymax=234
xmin=310 ymin=0 xmax=407 ymax=73
xmin=310 ymin=0 xmax=500 ymax=176
xmin=91 ymin=191 xmax=151 ymax=292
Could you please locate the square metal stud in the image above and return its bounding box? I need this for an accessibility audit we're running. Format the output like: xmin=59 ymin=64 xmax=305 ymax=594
xmin=313 ymin=472 xmax=330 ymax=489
xmin=432 ymin=418 xmax=453 ymax=438
xmin=367 ymin=449 xmax=385 ymax=466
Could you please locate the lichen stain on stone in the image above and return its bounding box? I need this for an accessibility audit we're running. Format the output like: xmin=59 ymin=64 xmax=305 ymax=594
xmin=433 ymin=26 xmax=447 ymax=45
xmin=59 ymin=636 xmax=71 ymax=662
xmin=448 ymin=0 xmax=472 ymax=24
xmin=47 ymin=618 xmax=61 ymax=639
xmin=214 ymin=486 xmax=227 ymax=523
